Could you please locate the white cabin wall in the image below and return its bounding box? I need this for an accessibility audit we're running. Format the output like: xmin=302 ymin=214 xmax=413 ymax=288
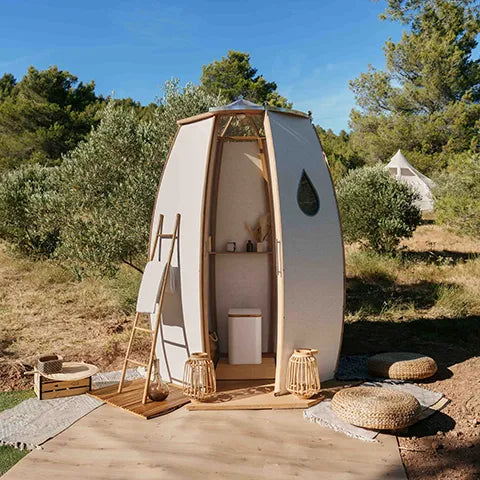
xmin=148 ymin=117 xmax=215 ymax=383
xmin=265 ymin=112 xmax=344 ymax=393
xmin=214 ymin=141 xmax=272 ymax=353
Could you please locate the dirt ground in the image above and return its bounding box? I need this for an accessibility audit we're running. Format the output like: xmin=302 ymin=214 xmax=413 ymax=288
xmin=343 ymin=327 xmax=480 ymax=480
xmin=401 ymin=357 xmax=480 ymax=480
xmin=400 ymin=225 xmax=479 ymax=480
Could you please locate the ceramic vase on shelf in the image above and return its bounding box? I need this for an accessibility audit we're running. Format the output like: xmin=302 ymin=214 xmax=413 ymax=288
xmin=286 ymin=348 xmax=321 ymax=399
xmin=183 ymin=352 xmax=216 ymax=401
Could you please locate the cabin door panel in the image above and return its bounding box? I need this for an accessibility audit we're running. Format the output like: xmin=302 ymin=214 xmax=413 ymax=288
xmin=148 ymin=117 xmax=215 ymax=384
xmin=264 ymin=112 xmax=344 ymax=394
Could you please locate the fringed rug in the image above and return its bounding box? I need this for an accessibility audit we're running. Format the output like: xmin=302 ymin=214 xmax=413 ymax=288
xmin=304 ymin=380 xmax=447 ymax=442
xmin=0 ymin=368 xmax=144 ymax=450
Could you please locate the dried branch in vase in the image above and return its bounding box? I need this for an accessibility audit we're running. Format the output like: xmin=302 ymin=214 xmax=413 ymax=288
xmin=245 ymin=214 xmax=271 ymax=242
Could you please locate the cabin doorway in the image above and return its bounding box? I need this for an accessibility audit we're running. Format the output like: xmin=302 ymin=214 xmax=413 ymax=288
xmin=203 ymin=114 xmax=277 ymax=382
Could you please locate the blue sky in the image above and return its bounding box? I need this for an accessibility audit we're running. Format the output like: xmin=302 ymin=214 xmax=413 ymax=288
xmin=1 ymin=0 xmax=405 ymax=132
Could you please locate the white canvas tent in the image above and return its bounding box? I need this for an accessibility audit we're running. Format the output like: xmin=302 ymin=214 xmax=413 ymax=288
xmin=133 ymin=99 xmax=345 ymax=396
xmin=386 ymin=149 xmax=434 ymax=212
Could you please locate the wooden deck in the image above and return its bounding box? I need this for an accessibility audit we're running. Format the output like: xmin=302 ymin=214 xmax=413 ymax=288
xmin=3 ymin=404 xmax=406 ymax=479
xmin=188 ymin=380 xmax=321 ymax=411
xmin=215 ymin=355 xmax=276 ymax=380
xmin=88 ymin=379 xmax=189 ymax=419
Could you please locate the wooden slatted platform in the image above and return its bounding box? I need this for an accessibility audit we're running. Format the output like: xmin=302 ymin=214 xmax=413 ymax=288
xmin=88 ymin=379 xmax=189 ymax=419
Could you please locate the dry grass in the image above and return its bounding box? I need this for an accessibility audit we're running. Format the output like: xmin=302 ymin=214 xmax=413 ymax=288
xmin=401 ymin=222 xmax=480 ymax=254
xmin=0 ymin=243 xmax=147 ymax=391
xmin=345 ymin=224 xmax=480 ymax=323
xmin=1 ymin=222 xmax=478 ymax=478
xmin=1 ymin=222 xmax=478 ymax=391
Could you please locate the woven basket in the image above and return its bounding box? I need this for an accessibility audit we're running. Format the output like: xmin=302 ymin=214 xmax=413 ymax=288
xmin=37 ymin=355 xmax=63 ymax=375
xmin=332 ymin=386 xmax=421 ymax=430
xmin=368 ymin=352 xmax=437 ymax=380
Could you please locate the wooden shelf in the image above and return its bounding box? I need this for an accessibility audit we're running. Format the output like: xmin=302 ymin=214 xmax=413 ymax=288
xmin=209 ymin=251 xmax=272 ymax=255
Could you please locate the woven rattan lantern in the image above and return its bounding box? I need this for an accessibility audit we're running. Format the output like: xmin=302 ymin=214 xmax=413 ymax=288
xmin=286 ymin=349 xmax=321 ymax=399
xmin=183 ymin=352 xmax=216 ymax=401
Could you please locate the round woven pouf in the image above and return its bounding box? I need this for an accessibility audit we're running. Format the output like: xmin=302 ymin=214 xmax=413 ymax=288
xmin=368 ymin=352 xmax=437 ymax=380
xmin=332 ymin=386 xmax=422 ymax=430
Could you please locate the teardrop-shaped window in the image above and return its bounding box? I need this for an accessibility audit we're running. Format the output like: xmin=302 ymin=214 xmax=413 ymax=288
xmin=297 ymin=170 xmax=320 ymax=216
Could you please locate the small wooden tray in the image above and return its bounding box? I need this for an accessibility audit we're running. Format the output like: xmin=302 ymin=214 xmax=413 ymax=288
xmin=26 ymin=362 xmax=99 ymax=381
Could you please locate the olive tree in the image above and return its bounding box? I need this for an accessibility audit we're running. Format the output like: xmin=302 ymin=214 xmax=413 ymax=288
xmin=55 ymin=80 xmax=223 ymax=275
xmin=0 ymin=164 xmax=60 ymax=256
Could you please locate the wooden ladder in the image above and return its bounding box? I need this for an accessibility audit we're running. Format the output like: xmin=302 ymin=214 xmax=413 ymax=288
xmin=117 ymin=213 xmax=181 ymax=404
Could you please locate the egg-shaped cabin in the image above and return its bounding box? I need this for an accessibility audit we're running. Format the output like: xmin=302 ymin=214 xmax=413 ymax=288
xmin=142 ymin=99 xmax=344 ymax=395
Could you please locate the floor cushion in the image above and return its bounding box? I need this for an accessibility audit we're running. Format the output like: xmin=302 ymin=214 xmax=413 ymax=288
xmin=368 ymin=352 xmax=438 ymax=380
xmin=332 ymin=386 xmax=422 ymax=430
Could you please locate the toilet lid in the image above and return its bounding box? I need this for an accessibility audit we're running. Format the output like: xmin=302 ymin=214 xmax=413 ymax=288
xmin=228 ymin=308 xmax=261 ymax=317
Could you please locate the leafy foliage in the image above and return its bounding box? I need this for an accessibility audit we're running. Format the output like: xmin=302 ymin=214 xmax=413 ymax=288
xmin=0 ymin=164 xmax=60 ymax=256
xmin=0 ymin=79 xmax=224 ymax=274
xmin=0 ymin=66 xmax=104 ymax=170
xmin=53 ymin=81 xmax=223 ymax=275
xmin=434 ymin=154 xmax=480 ymax=237
xmin=349 ymin=0 xmax=480 ymax=170
xmin=201 ymin=50 xmax=291 ymax=107
xmin=337 ymin=166 xmax=421 ymax=253
xmin=0 ymin=73 xmax=16 ymax=100
xmin=316 ymin=127 xmax=364 ymax=183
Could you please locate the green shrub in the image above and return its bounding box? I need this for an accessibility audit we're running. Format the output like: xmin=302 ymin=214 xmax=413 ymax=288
xmin=434 ymin=154 xmax=480 ymax=238
xmin=337 ymin=166 xmax=421 ymax=253
xmin=0 ymin=164 xmax=60 ymax=256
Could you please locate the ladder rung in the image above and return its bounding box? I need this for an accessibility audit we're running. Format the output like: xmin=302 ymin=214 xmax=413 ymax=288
xmin=127 ymin=359 xmax=148 ymax=367
xmin=158 ymin=234 xmax=174 ymax=239
xmin=134 ymin=327 xmax=154 ymax=333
